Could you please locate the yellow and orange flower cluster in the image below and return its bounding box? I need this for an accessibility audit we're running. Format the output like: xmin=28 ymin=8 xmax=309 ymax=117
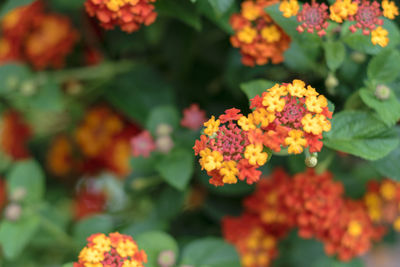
xmin=0 ymin=1 xmax=78 ymax=69
xmin=194 ymin=80 xmax=332 ymax=186
xmin=230 ymin=0 xmax=291 ymax=66
xmin=364 ymin=179 xmax=400 ymax=231
xmin=223 ymin=168 xmax=386 ymax=265
xmin=280 ymin=0 xmax=399 ymax=47
xmin=46 ymin=106 xmax=141 ymax=178
xmin=85 ymin=0 xmax=157 ymax=33
xmin=74 ymin=232 xmax=147 ymax=267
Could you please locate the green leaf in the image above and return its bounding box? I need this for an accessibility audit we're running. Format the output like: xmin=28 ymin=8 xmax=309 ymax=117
xmin=181 ymin=238 xmax=240 ymax=267
xmin=0 ymin=216 xmax=40 ymax=259
xmin=312 ymin=257 xmax=363 ymax=267
xmin=359 ymin=88 xmax=400 ymax=126
xmin=73 ymin=215 xmax=113 ymax=248
xmin=208 ymin=0 xmax=234 ymax=16
xmin=29 ymin=81 xmax=64 ymax=112
xmin=323 ymin=41 xmax=346 ymax=71
xmin=136 ymin=231 xmax=179 ymax=267
xmin=240 ymin=79 xmax=275 ymax=102
xmin=367 ymin=49 xmax=400 ymax=83
xmin=7 ymin=160 xmax=45 ymax=203
xmin=0 ymin=64 xmax=31 ymax=94
xmin=0 ymin=0 xmax=34 ymax=18
xmin=155 ymin=148 xmax=194 ymax=190
xmin=146 ymin=105 xmax=179 ymax=135
xmin=371 ymin=144 xmax=400 ymax=181
xmin=155 ymin=0 xmax=202 ymax=31
xmin=323 ymin=111 xmax=399 ymax=160
xmin=62 ymin=264 xmax=74 ymax=267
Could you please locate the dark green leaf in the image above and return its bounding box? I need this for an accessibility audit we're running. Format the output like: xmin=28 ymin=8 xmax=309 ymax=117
xmin=367 ymin=49 xmax=400 ymax=83
xmin=372 ymin=145 xmax=400 ymax=181
xmin=240 ymin=79 xmax=275 ymax=102
xmin=155 ymin=148 xmax=194 ymax=190
xmin=155 ymin=0 xmax=202 ymax=31
xmin=181 ymin=238 xmax=240 ymax=267
xmin=0 ymin=0 xmax=34 ymax=18
xmin=0 ymin=216 xmax=40 ymax=259
xmin=359 ymin=88 xmax=400 ymax=126
xmin=323 ymin=111 xmax=399 ymax=160
xmin=136 ymin=231 xmax=178 ymax=267
xmin=323 ymin=41 xmax=346 ymax=71
xmin=7 ymin=160 xmax=45 ymax=203
xmin=208 ymin=0 xmax=234 ymax=16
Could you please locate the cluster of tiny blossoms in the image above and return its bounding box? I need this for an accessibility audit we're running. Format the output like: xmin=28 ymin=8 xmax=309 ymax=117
xmin=223 ymin=168 xmax=386 ymax=265
xmin=74 ymin=232 xmax=147 ymax=267
xmin=364 ymin=179 xmax=400 ymax=231
xmin=0 ymin=1 xmax=78 ymax=69
xmin=280 ymin=0 xmax=399 ymax=47
xmin=194 ymin=80 xmax=332 ymax=186
xmin=230 ymin=0 xmax=291 ymax=66
xmin=85 ymin=0 xmax=157 ymax=33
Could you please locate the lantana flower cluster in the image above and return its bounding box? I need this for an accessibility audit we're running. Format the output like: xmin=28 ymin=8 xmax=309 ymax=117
xmin=364 ymin=179 xmax=400 ymax=231
xmin=194 ymin=80 xmax=332 ymax=186
xmin=223 ymin=168 xmax=386 ymax=266
xmin=230 ymin=0 xmax=291 ymax=66
xmin=279 ymin=0 xmax=399 ymax=47
xmin=46 ymin=106 xmax=141 ymax=179
xmin=0 ymin=0 xmax=79 ymax=69
xmin=74 ymin=232 xmax=147 ymax=267
xmin=85 ymin=0 xmax=157 ymax=33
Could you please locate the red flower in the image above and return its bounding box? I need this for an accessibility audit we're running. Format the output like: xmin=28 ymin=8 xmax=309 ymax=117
xmin=219 ymin=108 xmax=243 ymax=123
xmin=181 ymin=104 xmax=207 ymax=130
xmin=74 ymin=185 xmax=107 ymax=220
xmin=0 ymin=179 xmax=6 ymax=211
xmin=131 ymin=131 xmax=156 ymax=158
xmin=297 ymin=1 xmax=329 ymax=37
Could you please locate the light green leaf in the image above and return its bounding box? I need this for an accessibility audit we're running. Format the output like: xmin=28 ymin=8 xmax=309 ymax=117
xmin=367 ymin=49 xmax=400 ymax=83
xmin=359 ymin=88 xmax=400 ymax=126
xmin=155 ymin=148 xmax=194 ymax=190
xmin=7 ymin=160 xmax=45 ymax=203
xmin=181 ymin=238 xmax=240 ymax=267
xmin=0 ymin=216 xmax=40 ymax=259
xmin=323 ymin=41 xmax=346 ymax=71
xmin=323 ymin=111 xmax=399 ymax=160
xmin=0 ymin=0 xmax=34 ymax=18
xmin=146 ymin=105 xmax=179 ymax=135
xmin=29 ymin=81 xmax=64 ymax=111
xmin=240 ymin=79 xmax=275 ymax=102
xmin=136 ymin=231 xmax=179 ymax=267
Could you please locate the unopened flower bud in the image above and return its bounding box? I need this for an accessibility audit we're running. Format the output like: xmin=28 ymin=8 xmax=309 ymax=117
xmin=156 ymin=136 xmax=174 ymax=154
xmin=350 ymin=51 xmax=366 ymax=63
xmin=4 ymin=203 xmax=22 ymax=221
xmin=325 ymin=73 xmax=338 ymax=92
xmin=156 ymin=124 xmax=173 ymax=137
xmin=10 ymin=187 xmax=27 ymax=202
xmin=305 ymin=156 xmax=318 ymax=168
xmin=20 ymin=80 xmax=37 ymax=96
xmin=375 ymin=85 xmax=390 ymax=100
xmin=158 ymin=250 xmax=176 ymax=267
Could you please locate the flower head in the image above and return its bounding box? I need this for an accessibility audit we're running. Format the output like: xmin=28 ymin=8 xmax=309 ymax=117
xmin=85 ymin=0 xmax=157 ymax=33
xmin=230 ymin=0 xmax=291 ymax=66
xmin=279 ymin=0 xmax=300 ymax=18
xmin=382 ymin=0 xmax=399 ymax=19
xmin=330 ymin=0 xmax=358 ymax=23
xmin=181 ymin=104 xmax=207 ymax=131
xmin=348 ymin=0 xmax=383 ymax=35
xmin=74 ymin=232 xmax=147 ymax=267
xmin=297 ymin=1 xmax=329 ymax=37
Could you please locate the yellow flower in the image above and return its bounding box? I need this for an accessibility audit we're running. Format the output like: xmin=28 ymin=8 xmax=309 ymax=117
xmin=305 ymin=95 xmax=328 ymax=113
xmin=116 ymin=239 xmax=138 ymax=258
xmin=122 ymin=260 xmax=142 ymax=267
xmin=79 ymin=247 xmax=104 ymax=263
xmin=92 ymin=234 xmax=111 ymax=253
xmin=380 ymin=181 xmax=396 ymax=200
xmin=262 ymin=93 xmax=285 ymax=113
xmin=304 ymin=85 xmax=319 ymax=97
xmin=368 ymin=207 xmax=382 ymax=222
xmin=364 ymin=192 xmax=381 ymax=207
xmin=244 ymin=144 xmax=268 ymax=166
xmin=237 ymin=26 xmax=257 ymax=44
xmin=204 ymin=116 xmax=220 ymax=136
xmin=287 ymin=80 xmax=307 ymax=98
xmin=347 ymin=220 xmax=362 ymax=237
xmin=268 ymin=84 xmax=288 ymax=97
xmin=242 ymin=1 xmax=261 ymax=21
xmin=199 ymin=148 xmax=223 ymax=172
xmin=301 ymin=114 xmax=323 ymax=135
xmin=261 ymin=25 xmax=282 ymax=43
xmin=316 ymin=114 xmax=331 ymax=132
xmin=219 ymin=160 xmax=238 ymax=184
xmin=252 ymin=108 xmax=275 ymax=128
xmin=285 ymin=130 xmax=307 ymax=154
xmin=371 ymin=27 xmax=389 ymax=47
xmin=242 ymin=252 xmax=256 ymax=267
xmin=279 ymin=0 xmax=299 ymax=18
xmin=382 ymin=0 xmax=399 ymax=19
xmin=238 ymin=114 xmax=256 ymax=131
xmin=394 ymin=217 xmax=400 ymax=231
xmin=329 ymin=0 xmax=358 ymax=23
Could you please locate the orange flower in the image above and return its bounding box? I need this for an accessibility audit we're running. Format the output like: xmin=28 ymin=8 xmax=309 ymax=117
xmin=229 ymin=0 xmax=291 ymax=66
xmin=85 ymin=0 xmax=157 ymax=33
xmin=46 ymin=135 xmax=75 ymax=177
xmin=0 ymin=110 xmax=31 ymax=160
